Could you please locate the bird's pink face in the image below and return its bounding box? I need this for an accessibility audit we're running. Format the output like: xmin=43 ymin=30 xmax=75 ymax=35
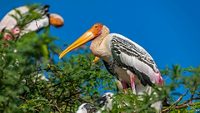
xmin=59 ymin=23 xmax=103 ymax=59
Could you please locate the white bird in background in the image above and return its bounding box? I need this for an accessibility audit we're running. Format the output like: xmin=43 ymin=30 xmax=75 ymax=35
xmin=76 ymin=92 xmax=114 ymax=113
xmin=0 ymin=5 xmax=64 ymax=40
xmin=59 ymin=23 xmax=164 ymax=112
xmin=0 ymin=5 xmax=64 ymax=83
xmin=76 ymin=103 xmax=97 ymax=113
xmin=96 ymin=92 xmax=114 ymax=113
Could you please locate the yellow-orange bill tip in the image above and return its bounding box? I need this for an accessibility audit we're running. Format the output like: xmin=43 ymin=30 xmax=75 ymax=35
xmin=59 ymin=55 xmax=63 ymax=59
xmin=93 ymin=56 xmax=100 ymax=63
xmin=59 ymin=32 xmax=95 ymax=59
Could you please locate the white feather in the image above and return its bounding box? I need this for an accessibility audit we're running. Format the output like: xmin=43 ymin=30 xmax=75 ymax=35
xmin=76 ymin=103 xmax=89 ymax=113
xmin=20 ymin=16 xmax=49 ymax=36
xmin=0 ymin=6 xmax=29 ymax=31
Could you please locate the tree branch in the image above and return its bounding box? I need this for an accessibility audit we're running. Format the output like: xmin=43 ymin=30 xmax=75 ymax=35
xmin=162 ymin=90 xmax=200 ymax=113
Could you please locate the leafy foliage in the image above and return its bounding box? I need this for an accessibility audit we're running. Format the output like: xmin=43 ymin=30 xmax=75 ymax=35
xmin=10 ymin=4 xmax=45 ymax=29
xmin=0 ymin=28 xmax=116 ymax=113
xmin=0 ymin=4 xmax=199 ymax=113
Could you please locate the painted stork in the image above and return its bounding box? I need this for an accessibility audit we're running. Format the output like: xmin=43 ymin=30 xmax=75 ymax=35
xmin=59 ymin=23 xmax=164 ymax=112
xmin=0 ymin=5 xmax=64 ymax=83
xmin=0 ymin=5 xmax=64 ymax=40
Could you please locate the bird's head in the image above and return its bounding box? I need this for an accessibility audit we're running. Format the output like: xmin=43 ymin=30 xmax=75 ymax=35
xmin=49 ymin=13 xmax=64 ymax=27
xmin=59 ymin=23 xmax=109 ymax=59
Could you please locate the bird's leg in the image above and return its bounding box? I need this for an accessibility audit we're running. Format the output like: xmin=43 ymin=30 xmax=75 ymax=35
xmin=130 ymin=74 xmax=136 ymax=95
xmin=120 ymin=80 xmax=128 ymax=94
xmin=127 ymin=70 xmax=137 ymax=94
xmin=115 ymin=79 xmax=123 ymax=92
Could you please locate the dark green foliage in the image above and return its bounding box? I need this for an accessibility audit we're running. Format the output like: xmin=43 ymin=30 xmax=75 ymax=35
xmin=0 ymin=28 xmax=116 ymax=113
xmin=0 ymin=4 xmax=199 ymax=113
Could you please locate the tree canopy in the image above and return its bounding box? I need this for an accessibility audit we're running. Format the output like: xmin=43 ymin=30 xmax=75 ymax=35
xmin=0 ymin=4 xmax=199 ymax=113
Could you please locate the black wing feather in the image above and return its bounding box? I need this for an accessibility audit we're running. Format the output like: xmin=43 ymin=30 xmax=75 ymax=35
xmin=111 ymin=35 xmax=155 ymax=86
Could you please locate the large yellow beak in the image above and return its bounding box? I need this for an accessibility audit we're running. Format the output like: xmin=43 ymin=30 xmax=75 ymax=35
xmin=59 ymin=23 xmax=103 ymax=59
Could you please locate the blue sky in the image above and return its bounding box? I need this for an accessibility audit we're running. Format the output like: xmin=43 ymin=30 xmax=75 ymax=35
xmin=0 ymin=0 xmax=200 ymax=69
